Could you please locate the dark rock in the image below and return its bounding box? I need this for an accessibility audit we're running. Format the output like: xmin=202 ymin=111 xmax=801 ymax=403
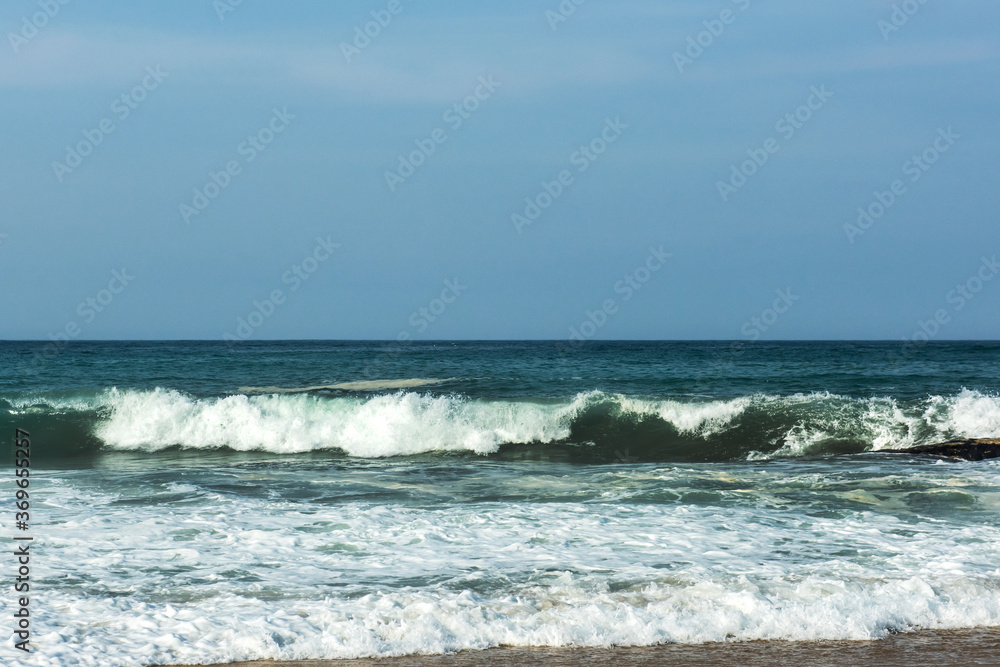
xmin=889 ymin=438 xmax=1000 ymax=461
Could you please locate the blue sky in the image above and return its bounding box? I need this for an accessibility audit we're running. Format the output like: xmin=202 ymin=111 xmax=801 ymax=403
xmin=1 ymin=0 xmax=998 ymax=340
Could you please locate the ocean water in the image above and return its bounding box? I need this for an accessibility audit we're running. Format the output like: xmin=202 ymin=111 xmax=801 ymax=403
xmin=2 ymin=340 xmax=1000 ymax=666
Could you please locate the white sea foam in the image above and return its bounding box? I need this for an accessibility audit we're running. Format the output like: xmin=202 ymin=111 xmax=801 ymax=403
xmin=618 ymin=394 xmax=752 ymax=435
xmin=7 ymin=387 xmax=1000 ymax=458
xmin=7 ymin=463 xmax=1000 ymax=666
xmin=756 ymin=390 xmax=1000 ymax=458
xmin=922 ymin=389 xmax=1000 ymax=440
xmin=93 ymin=388 xmax=582 ymax=455
xmin=91 ymin=388 xmax=760 ymax=454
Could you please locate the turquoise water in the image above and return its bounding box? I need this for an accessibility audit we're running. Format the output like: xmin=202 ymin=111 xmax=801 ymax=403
xmin=2 ymin=341 xmax=1000 ymax=664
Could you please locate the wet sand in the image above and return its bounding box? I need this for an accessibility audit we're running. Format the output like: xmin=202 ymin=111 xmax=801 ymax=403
xmin=166 ymin=627 xmax=1000 ymax=667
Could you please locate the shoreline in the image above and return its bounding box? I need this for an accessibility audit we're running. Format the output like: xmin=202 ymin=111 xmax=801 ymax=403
xmin=163 ymin=627 xmax=1000 ymax=667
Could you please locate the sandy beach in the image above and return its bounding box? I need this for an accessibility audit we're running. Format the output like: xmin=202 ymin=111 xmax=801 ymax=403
xmin=166 ymin=627 xmax=1000 ymax=667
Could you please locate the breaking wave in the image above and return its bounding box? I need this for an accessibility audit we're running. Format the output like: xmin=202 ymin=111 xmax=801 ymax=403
xmin=5 ymin=387 xmax=1000 ymax=461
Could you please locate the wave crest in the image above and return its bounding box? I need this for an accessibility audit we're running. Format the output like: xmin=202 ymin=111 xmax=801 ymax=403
xmin=6 ymin=387 xmax=999 ymax=460
xmin=94 ymin=388 xmax=581 ymax=456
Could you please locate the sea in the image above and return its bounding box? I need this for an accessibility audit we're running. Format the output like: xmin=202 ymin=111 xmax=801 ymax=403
xmin=2 ymin=340 xmax=1000 ymax=666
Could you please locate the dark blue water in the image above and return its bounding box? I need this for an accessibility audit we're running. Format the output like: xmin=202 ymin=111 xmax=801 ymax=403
xmin=5 ymin=340 xmax=1000 ymax=397
xmin=2 ymin=341 xmax=999 ymax=463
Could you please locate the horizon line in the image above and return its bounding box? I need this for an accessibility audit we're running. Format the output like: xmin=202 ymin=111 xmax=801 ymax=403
xmin=2 ymin=339 xmax=999 ymax=344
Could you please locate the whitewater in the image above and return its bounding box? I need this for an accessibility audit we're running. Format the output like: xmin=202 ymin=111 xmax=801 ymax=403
xmin=5 ymin=386 xmax=1000 ymax=460
xmin=1 ymin=340 xmax=999 ymax=665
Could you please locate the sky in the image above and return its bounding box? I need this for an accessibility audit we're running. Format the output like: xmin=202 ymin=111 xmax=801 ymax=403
xmin=1 ymin=0 xmax=998 ymax=341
